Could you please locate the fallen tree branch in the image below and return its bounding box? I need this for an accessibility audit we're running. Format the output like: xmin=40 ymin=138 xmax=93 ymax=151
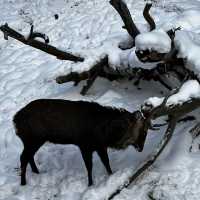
xmin=56 ymin=55 xmax=187 ymax=95
xmin=109 ymin=0 xmax=140 ymax=41
xmin=143 ymin=3 xmax=156 ymax=31
xmin=0 ymin=23 xmax=84 ymax=62
xmin=56 ymin=56 xmax=109 ymax=84
xmin=56 ymin=56 xmax=175 ymax=95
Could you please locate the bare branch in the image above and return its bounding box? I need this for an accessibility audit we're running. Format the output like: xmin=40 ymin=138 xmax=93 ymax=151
xmin=56 ymin=56 xmax=124 ymax=95
xmin=143 ymin=3 xmax=156 ymax=31
xmin=56 ymin=55 xmax=108 ymax=81
xmin=28 ymin=25 xmax=49 ymax=44
xmin=167 ymin=27 xmax=181 ymax=40
xmin=109 ymin=0 xmax=140 ymax=41
xmin=0 ymin=23 xmax=84 ymax=62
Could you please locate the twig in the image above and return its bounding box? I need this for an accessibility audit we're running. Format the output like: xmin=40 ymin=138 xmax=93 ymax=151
xmin=56 ymin=56 xmax=123 ymax=95
xmin=28 ymin=25 xmax=49 ymax=44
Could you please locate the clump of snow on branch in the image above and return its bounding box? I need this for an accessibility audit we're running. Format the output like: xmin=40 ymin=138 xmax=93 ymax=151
xmin=135 ymin=29 xmax=171 ymax=53
xmin=145 ymin=80 xmax=200 ymax=108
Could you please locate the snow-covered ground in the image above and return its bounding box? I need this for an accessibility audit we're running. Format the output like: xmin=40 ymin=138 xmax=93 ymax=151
xmin=1 ymin=0 xmax=200 ymax=199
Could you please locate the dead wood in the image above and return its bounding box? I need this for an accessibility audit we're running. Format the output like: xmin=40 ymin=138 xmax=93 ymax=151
xmin=109 ymin=0 xmax=140 ymax=41
xmin=56 ymin=56 xmax=124 ymax=95
xmin=108 ymin=89 xmax=200 ymax=199
xmin=143 ymin=3 xmax=156 ymax=31
xmin=0 ymin=23 xmax=84 ymax=62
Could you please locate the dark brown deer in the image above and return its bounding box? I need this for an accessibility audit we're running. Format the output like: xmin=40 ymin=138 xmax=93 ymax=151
xmin=13 ymin=99 xmax=148 ymax=186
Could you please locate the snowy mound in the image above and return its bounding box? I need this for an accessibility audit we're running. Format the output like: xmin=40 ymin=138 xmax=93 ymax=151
xmin=145 ymin=80 xmax=200 ymax=107
xmin=175 ymin=30 xmax=200 ymax=74
xmin=161 ymin=9 xmax=200 ymax=31
xmin=135 ymin=29 xmax=171 ymax=53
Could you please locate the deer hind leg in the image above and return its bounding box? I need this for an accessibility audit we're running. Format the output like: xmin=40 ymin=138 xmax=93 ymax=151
xmin=80 ymin=147 xmax=93 ymax=186
xmin=20 ymin=141 xmax=44 ymax=185
xmin=97 ymin=148 xmax=112 ymax=175
xmin=20 ymin=148 xmax=30 ymax=185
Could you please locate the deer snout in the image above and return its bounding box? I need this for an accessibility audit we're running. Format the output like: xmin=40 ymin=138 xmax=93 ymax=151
xmin=133 ymin=143 xmax=143 ymax=152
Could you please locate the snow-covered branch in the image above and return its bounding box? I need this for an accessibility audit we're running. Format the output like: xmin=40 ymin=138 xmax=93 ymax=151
xmin=143 ymin=80 xmax=200 ymax=118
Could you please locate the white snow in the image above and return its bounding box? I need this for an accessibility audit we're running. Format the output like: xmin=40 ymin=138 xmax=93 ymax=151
xmin=161 ymin=9 xmax=200 ymax=32
xmin=174 ymin=30 xmax=200 ymax=75
xmin=1 ymin=0 xmax=200 ymax=200
xmin=145 ymin=96 xmax=164 ymax=108
xmin=135 ymin=29 xmax=171 ymax=53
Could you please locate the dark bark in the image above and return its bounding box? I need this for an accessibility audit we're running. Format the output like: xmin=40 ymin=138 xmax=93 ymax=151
xmin=56 ymin=56 xmax=124 ymax=95
xmin=56 ymin=55 xmax=187 ymax=95
xmin=28 ymin=25 xmax=49 ymax=44
xmin=143 ymin=3 xmax=156 ymax=31
xmin=109 ymin=0 xmax=140 ymax=41
xmin=146 ymin=98 xmax=200 ymax=120
xmin=167 ymin=27 xmax=181 ymax=40
xmin=0 ymin=24 xmax=84 ymax=62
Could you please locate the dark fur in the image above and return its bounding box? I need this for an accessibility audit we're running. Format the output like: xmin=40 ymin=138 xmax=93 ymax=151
xmin=13 ymin=99 xmax=147 ymax=186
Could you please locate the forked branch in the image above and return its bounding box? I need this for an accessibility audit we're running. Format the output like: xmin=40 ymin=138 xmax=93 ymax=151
xmin=28 ymin=25 xmax=49 ymax=44
xmin=0 ymin=23 xmax=84 ymax=62
xmin=56 ymin=58 xmax=187 ymax=95
xmin=56 ymin=55 xmax=123 ymax=95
